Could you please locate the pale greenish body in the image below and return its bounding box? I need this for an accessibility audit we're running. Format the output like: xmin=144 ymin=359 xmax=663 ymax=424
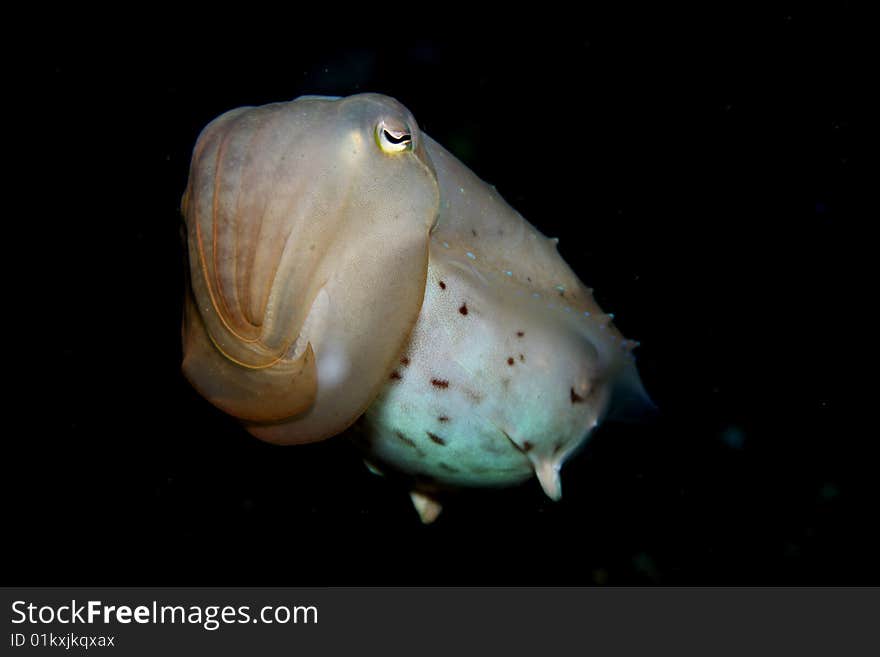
xmin=360 ymin=139 xmax=637 ymax=502
xmin=363 ymin=237 xmax=609 ymax=493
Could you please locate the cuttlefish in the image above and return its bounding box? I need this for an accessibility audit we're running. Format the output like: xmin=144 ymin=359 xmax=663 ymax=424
xmin=181 ymin=93 xmax=652 ymax=523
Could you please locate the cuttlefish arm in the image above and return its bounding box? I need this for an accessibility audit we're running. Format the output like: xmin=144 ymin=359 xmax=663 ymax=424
xmin=182 ymin=94 xmax=439 ymax=443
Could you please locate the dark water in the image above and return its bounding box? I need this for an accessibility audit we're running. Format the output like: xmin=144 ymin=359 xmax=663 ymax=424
xmin=15 ymin=8 xmax=867 ymax=584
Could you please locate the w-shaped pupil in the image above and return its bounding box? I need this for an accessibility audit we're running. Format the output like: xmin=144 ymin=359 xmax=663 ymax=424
xmin=384 ymin=130 xmax=411 ymax=144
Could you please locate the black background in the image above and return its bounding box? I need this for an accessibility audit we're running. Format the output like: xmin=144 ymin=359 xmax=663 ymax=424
xmin=11 ymin=5 xmax=868 ymax=585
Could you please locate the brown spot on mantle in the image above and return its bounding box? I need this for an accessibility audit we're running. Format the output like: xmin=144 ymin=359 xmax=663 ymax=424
xmin=507 ymin=357 xmax=515 ymax=366
xmin=439 ymin=280 xmax=446 ymax=290
xmin=431 ymin=378 xmax=449 ymax=389
xmin=459 ymin=303 xmax=469 ymax=315
xmin=426 ymin=431 xmax=446 ymax=446
xmin=395 ymin=431 xmax=416 ymax=448
xmin=389 ymin=370 xmax=402 ymax=380
xmin=570 ymin=387 xmax=585 ymax=404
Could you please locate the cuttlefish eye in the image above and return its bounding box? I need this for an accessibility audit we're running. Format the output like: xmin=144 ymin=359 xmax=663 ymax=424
xmin=376 ymin=119 xmax=413 ymax=153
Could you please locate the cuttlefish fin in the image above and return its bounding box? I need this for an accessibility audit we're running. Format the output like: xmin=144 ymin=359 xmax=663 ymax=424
xmin=363 ymin=460 xmax=384 ymax=477
xmin=533 ymin=457 xmax=563 ymax=501
xmin=498 ymin=424 xmax=564 ymax=502
xmin=409 ymin=491 xmax=443 ymax=524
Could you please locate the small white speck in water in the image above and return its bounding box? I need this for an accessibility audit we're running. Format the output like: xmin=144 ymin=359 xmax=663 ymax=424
xmin=583 ymin=311 xmax=591 ymax=317
xmin=459 ymin=187 xmax=465 ymax=194
xmin=466 ymin=252 xmax=476 ymax=260
xmin=442 ymin=241 xmax=449 ymax=248
xmin=504 ymin=270 xmax=513 ymax=276
xmin=532 ymin=292 xmax=541 ymax=298
xmin=555 ymin=284 xmax=566 ymax=293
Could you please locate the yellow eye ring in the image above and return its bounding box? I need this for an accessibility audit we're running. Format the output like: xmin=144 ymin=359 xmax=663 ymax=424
xmin=376 ymin=120 xmax=412 ymax=153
